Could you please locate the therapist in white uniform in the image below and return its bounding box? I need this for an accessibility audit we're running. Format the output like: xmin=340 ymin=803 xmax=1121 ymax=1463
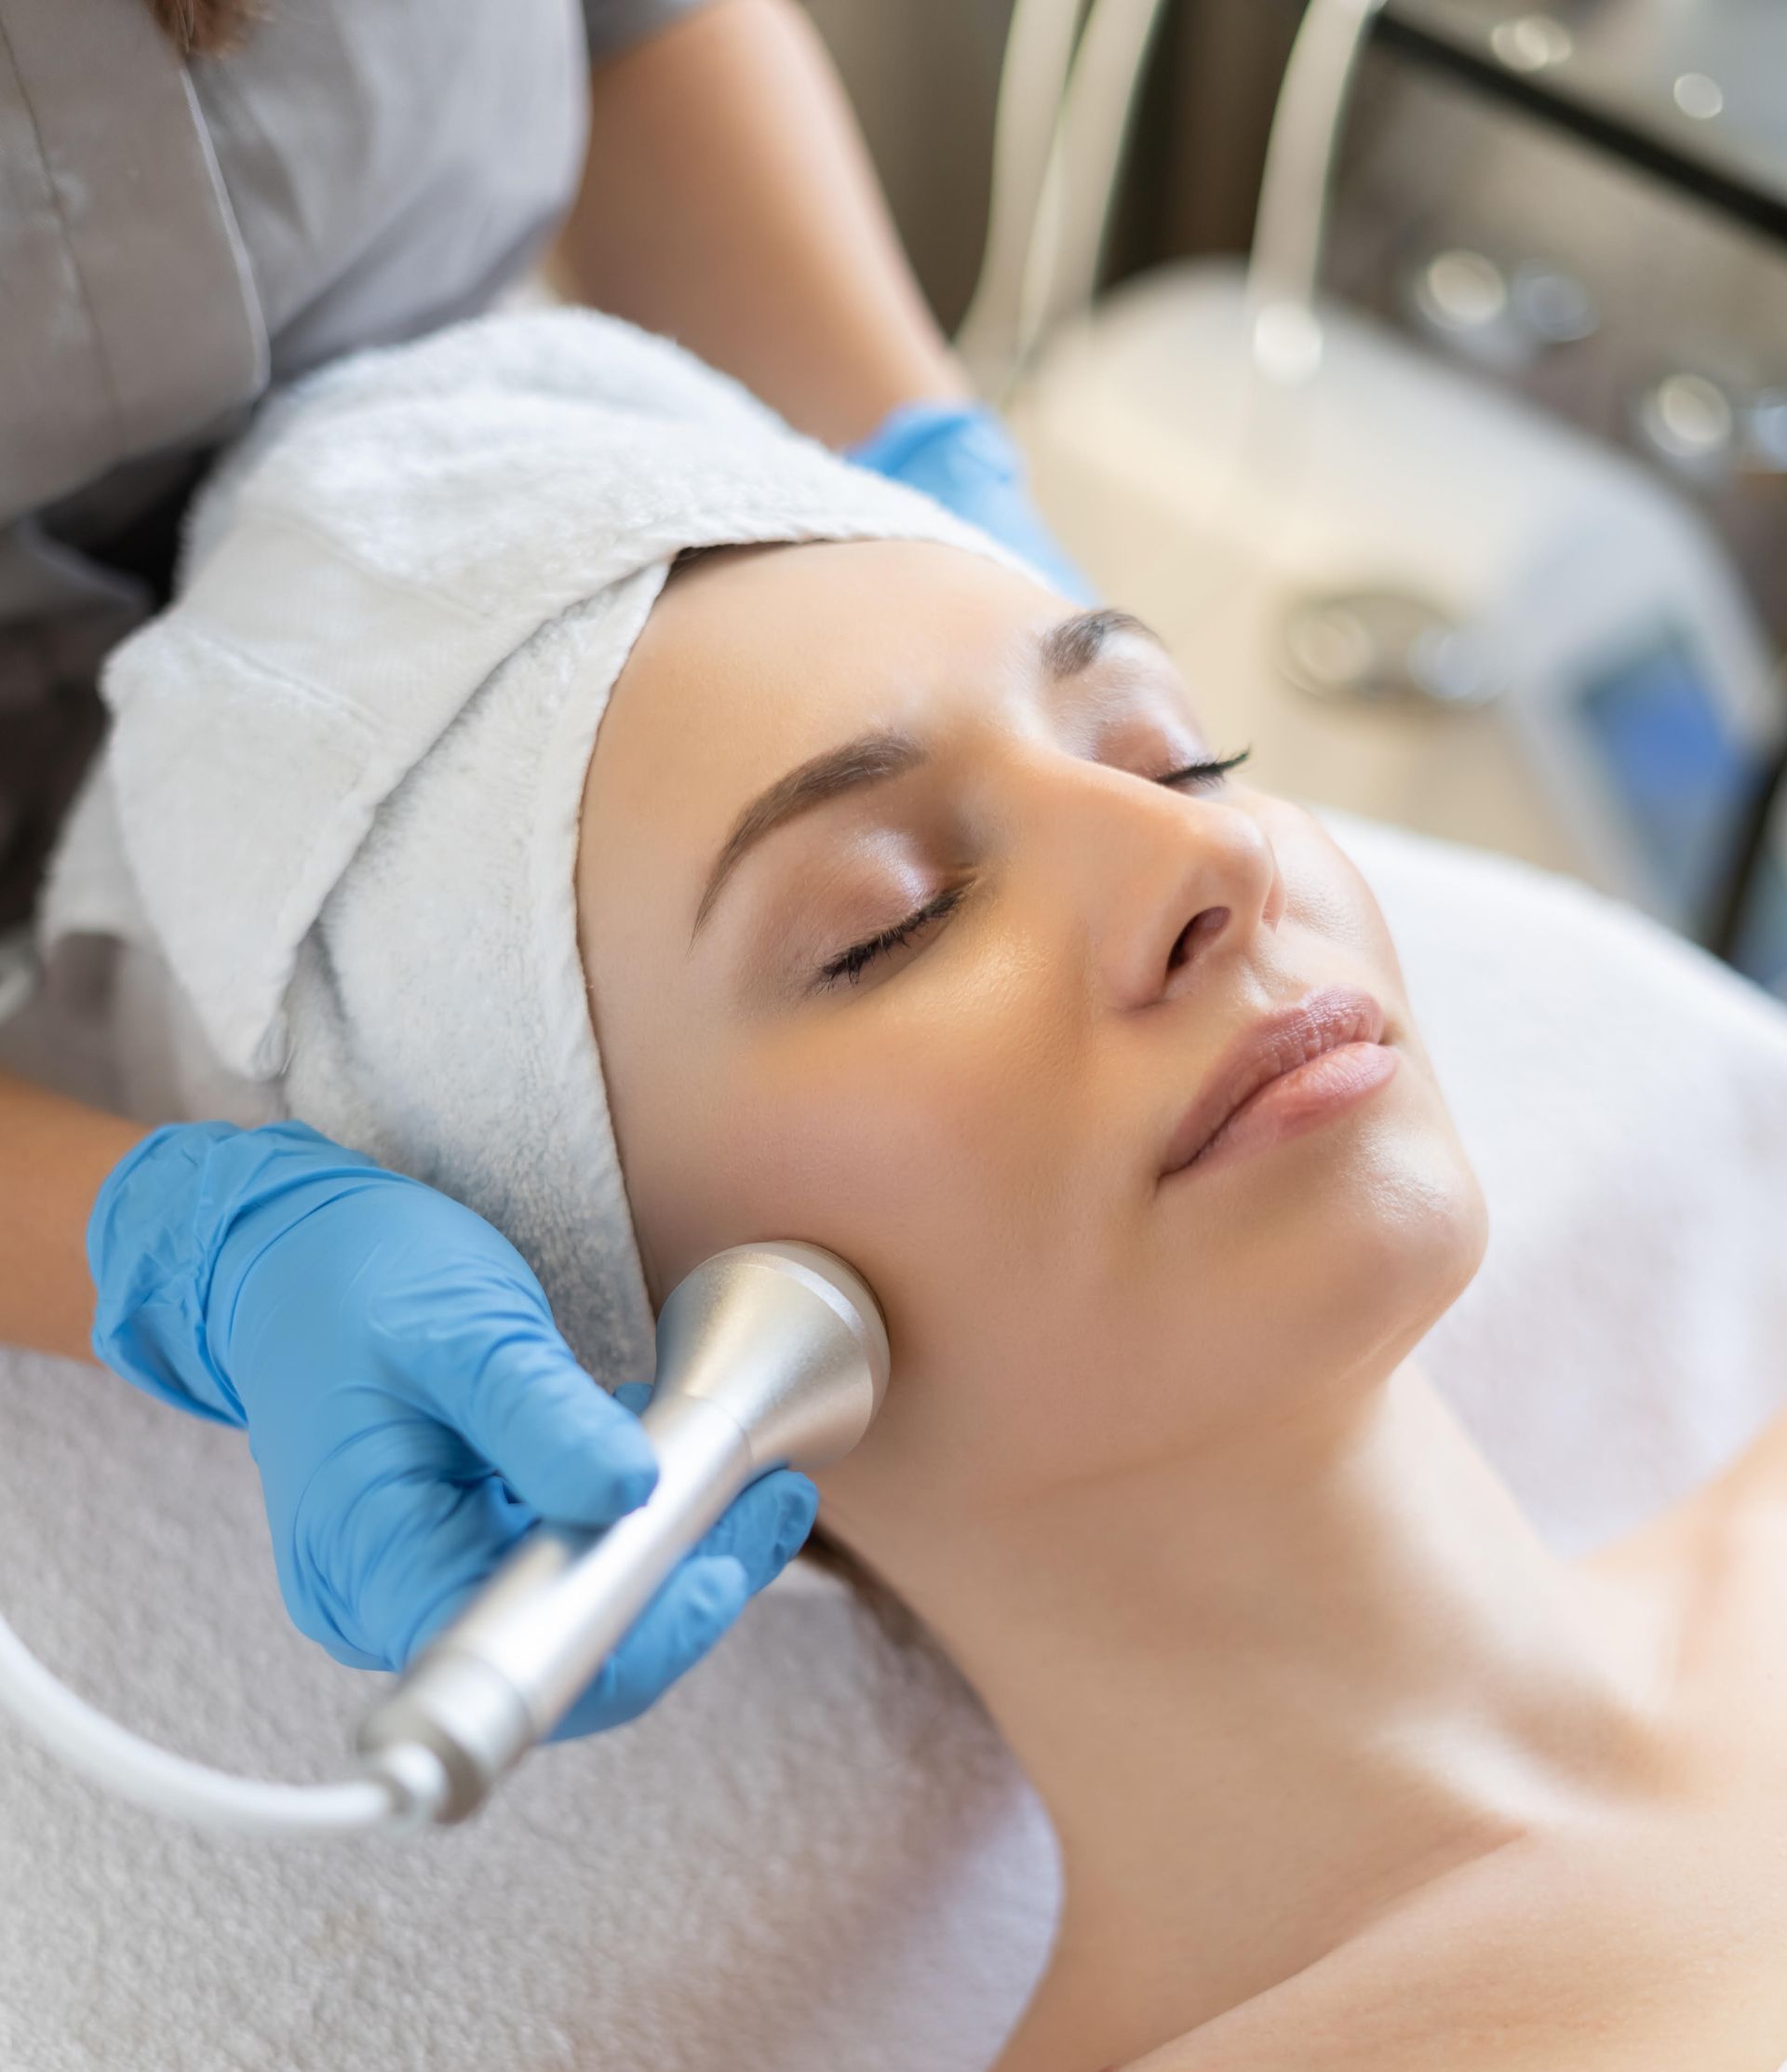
xmin=0 ymin=0 xmax=1087 ymax=1735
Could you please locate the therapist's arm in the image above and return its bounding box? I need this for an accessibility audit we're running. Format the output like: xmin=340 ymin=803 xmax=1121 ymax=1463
xmin=552 ymin=0 xmax=974 ymax=449
xmin=0 ymin=1067 xmax=143 ymax=1361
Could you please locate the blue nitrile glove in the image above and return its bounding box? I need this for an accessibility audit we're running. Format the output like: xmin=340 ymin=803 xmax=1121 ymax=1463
xmin=87 ymin=1118 xmax=819 ymax=1740
xmin=846 ymin=396 xmax=1097 ymax=606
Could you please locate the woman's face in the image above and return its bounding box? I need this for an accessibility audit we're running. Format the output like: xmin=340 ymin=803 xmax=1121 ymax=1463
xmin=575 ymin=539 xmax=1487 ymax=1579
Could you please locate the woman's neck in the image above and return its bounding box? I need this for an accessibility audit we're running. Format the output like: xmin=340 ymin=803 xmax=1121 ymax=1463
xmin=899 ymin=1359 xmax=1672 ymax=2065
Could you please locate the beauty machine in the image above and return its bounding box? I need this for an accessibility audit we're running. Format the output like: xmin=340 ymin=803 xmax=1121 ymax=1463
xmin=961 ymin=0 xmax=1787 ymax=1000
xmin=0 ymin=1242 xmax=889 ymax=1837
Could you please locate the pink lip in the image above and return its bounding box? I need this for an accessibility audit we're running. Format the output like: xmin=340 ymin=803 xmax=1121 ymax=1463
xmin=1158 ymin=985 xmax=1391 ymax=1180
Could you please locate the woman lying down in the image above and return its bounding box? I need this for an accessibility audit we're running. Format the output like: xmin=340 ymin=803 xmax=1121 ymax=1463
xmin=41 ymin=308 xmax=1787 ymax=2072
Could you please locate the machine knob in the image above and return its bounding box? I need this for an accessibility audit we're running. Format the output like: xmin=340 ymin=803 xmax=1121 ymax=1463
xmin=1278 ymin=590 xmax=1504 ymax=710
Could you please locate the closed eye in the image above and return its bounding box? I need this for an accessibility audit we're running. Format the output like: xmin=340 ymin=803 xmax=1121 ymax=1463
xmin=813 ymin=746 xmax=1252 ymax=991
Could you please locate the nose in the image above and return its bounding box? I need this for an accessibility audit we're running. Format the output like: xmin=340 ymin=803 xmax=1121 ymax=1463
xmin=1028 ymin=761 xmax=1285 ymax=1008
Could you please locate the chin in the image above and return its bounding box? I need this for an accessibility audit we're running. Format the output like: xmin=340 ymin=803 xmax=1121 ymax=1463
xmin=1254 ymin=1117 xmax=1490 ymax=1393
xmin=1348 ymin=1126 xmax=1488 ymax=1340
xmin=1136 ymin=1136 xmax=1487 ymax=1449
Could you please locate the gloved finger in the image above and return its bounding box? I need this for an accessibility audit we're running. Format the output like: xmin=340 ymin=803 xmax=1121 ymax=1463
xmin=418 ymin=1316 xmax=661 ymax=1529
xmin=689 ymin=1468 xmax=818 ymax=1596
xmin=611 ymin=1380 xmax=652 ymax=1419
xmin=287 ymin=1446 xmax=534 ymax=1672
xmin=544 ymin=1553 xmax=749 ymax=1741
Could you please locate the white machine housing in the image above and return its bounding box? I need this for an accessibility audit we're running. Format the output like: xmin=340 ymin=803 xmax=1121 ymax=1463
xmin=1011 ymin=258 xmax=1785 ymax=978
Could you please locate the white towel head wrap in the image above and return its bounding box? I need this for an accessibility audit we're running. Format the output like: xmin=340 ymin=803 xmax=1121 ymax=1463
xmin=43 ymin=309 xmax=1043 ymax=1388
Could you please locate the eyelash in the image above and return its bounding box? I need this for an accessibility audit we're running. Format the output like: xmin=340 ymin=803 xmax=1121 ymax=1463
xmin=813 ymin=746 xmax=1254 ymax=990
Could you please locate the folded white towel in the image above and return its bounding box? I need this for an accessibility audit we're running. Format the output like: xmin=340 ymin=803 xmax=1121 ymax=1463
xmin=38 ymin=304 xmax=1036 ymax=1392
xmin=6 ymin=805 xmax=1785 ymax=2070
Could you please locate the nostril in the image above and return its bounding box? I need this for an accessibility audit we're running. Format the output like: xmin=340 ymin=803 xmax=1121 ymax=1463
xmin=1171 ymin=906 xmax=1229 ymax=973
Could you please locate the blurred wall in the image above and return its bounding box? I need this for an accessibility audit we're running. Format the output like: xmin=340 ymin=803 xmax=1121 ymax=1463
xmin=1116 ymin=0 xmax=1301 ymax=271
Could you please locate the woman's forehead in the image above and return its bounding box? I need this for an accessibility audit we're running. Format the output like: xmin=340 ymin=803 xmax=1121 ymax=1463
xmin=598 ymin=541 xmax=1040 ymax=817
xmin=582 ymin=540 xmax=1177 ymax=950
xmin=613 ymin=541 xmax=1164 ymax=790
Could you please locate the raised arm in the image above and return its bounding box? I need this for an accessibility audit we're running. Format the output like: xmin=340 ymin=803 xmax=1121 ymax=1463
xmin=553 ymin=0 xmax=1094 ymax=599
xmin=553 ymin=0 xmax=972 ymax=448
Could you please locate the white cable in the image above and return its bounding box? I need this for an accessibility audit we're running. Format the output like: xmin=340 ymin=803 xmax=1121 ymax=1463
xmin=0 ymin=1596 xmax=447 ymax=1837
xmin=1246 ymin=0 xmax=1388 ymax=383
xmin=1025 ymin=0 xmax=1175 ymax=357
xmin=954 ymin=0 xmax=1184 ymax=399
xmin=960 ymin=0 xmax=1389 ymax=396
xmin=954 ymin=0 xmax=1089 ymax=400
xmin=0 ymin=928 xmax=36 ymax=1027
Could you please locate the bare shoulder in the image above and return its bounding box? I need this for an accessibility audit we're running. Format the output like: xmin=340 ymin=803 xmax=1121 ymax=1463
xmin=1103 ymin=1430 xmax=1787 ymax=2072
xmin=1608 ymin=1399 xmax=1787 ymax=1747
xmin=1117 ymin=1806 xmax=1787 ymax=2072
xmin=1117 ymin=1483 xmax=1787 ymax=2072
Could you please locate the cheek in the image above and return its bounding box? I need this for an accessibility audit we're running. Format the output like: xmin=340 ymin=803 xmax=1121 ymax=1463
xmin=649 ymin=999 xmax=1133 ymax=1516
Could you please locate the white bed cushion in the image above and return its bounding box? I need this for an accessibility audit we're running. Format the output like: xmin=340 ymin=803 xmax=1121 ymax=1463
xmin=1 ymin=805 xmax=1784 ymax=2072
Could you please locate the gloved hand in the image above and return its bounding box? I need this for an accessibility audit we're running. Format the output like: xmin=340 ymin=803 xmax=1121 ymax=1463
xmin=87 ymin=1118 xmax=818 ymax=1740
xmin=846 ymin=396 xmax=1096 ymax=606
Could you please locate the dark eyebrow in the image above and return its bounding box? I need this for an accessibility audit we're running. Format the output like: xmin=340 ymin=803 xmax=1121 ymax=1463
xmin=689 ymin=606 xmax=1168 ymax=947
xmin=1037 ymin=606 xmax=1162 ymax=680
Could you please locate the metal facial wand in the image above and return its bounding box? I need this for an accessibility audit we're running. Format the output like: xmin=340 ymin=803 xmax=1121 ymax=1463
xmin=0 ymin=1241 xmax=885 ymax=1837
xmin=355 ymin=1241 xmax=891 ymax=1824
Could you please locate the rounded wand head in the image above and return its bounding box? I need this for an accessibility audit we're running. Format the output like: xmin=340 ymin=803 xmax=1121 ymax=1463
xmin=646 ymin=1242 xmax=890 ymax=1473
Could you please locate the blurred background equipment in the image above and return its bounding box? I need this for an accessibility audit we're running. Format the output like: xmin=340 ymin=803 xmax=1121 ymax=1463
xmin=797 ymin=0 xmax=1787 ymax=1002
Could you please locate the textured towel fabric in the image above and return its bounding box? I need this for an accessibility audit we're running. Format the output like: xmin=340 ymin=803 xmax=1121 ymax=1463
xmin=4 ymin=806 xmax=1786 ymax=2070
xmin=36 ymin=304 xmax=1040 ymax=1396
